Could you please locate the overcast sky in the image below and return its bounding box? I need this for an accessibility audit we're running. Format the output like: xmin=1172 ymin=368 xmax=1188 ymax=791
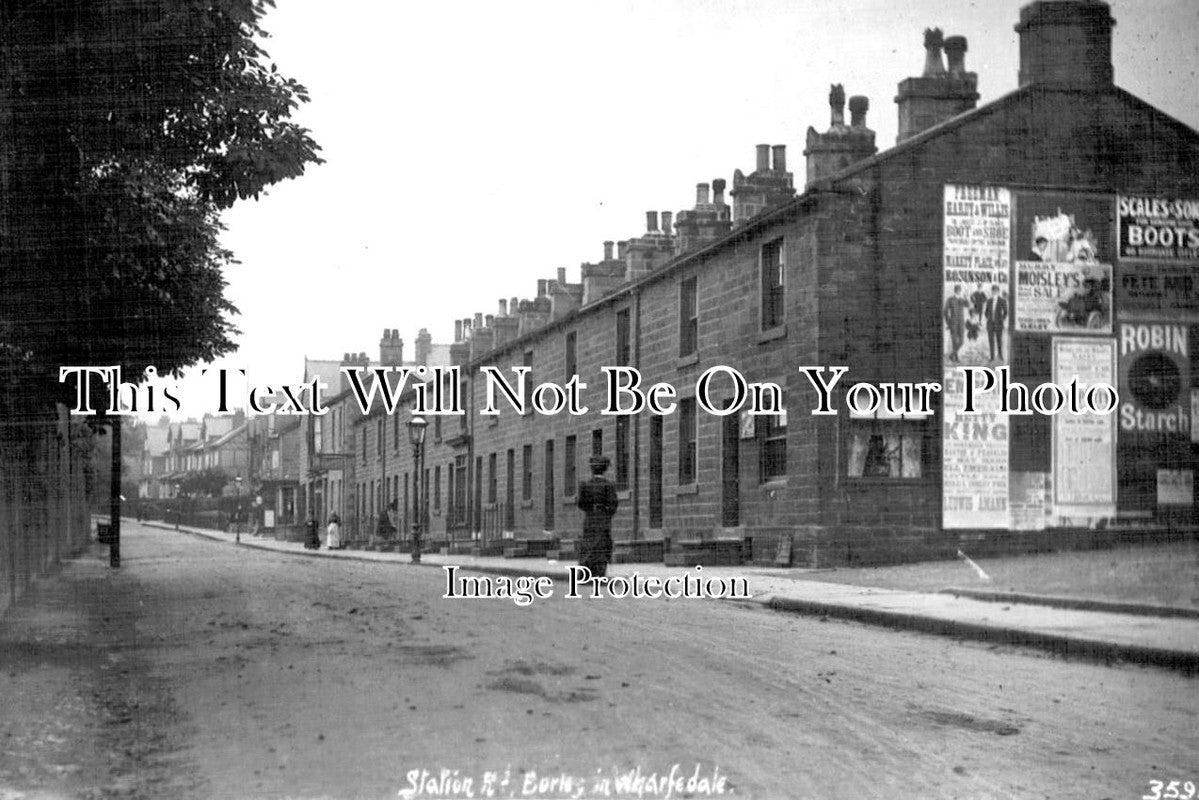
xmin=170 ymin=0 xmax=1199 ymax=415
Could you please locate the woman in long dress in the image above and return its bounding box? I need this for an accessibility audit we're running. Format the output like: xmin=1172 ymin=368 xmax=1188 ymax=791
xmin=326 ymin=513 xmax=342 ymax=550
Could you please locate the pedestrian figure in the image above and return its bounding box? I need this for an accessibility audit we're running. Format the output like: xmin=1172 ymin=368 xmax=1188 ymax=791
xmin=304 ymin=513 xmax=320 ymax=550
xmin=576 ymin=456 xmax=618 ymax=578
xmin=326 ymin=513 xmax=342 ymax=550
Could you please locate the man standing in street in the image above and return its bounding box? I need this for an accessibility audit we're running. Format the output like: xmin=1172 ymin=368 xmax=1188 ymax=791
xmin=576 ymin=456 xmax=618 ymax=578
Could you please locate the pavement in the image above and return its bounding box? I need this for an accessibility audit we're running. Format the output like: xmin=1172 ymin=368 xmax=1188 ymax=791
xmin=141 ymin=520 xmax=1199 ymax=674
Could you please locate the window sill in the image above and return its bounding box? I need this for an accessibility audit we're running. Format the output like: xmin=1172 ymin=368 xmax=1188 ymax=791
xmin=521 ymin=499 xmax=534 ymax=509
xmin=563 ymin=492 xmax=577 ymax=506
xmin=758 ymin=477 xmax=789 ymax=489
xmin=845 ymin=476 xmax=933 ymax=486
xmin=757 ymin=324 xmax=786 ymax=344
xmin=676 ymin=353 xmax=700 ymax=370
xmin=674 ymin=483 xmax=699 ymax=496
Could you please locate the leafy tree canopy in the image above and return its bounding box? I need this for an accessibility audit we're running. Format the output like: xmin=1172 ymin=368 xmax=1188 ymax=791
xmin=1 ymin=0 xmax=322 ymax=405
xmin=178 ymin=466 xmax=230 ymax=498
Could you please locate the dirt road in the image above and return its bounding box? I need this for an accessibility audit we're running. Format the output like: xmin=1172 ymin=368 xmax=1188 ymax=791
xmin=1 ymin=522 xmax=1194 ymax=799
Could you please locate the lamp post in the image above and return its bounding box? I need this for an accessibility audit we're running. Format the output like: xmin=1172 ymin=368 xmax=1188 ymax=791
xmin=407 ymin=415 xmax=427 ymax=564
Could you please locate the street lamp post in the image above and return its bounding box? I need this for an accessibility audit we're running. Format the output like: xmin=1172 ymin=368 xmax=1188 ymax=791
xmin=407 ymin=415 xmax=427 ymax=564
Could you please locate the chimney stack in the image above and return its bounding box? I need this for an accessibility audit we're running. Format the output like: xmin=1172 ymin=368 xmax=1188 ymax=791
xmin=895 ymin=29 xmax=978 ymax=142
xmin=849 ymin=95 xmax=869 ymax=127
xmin=485 ymin=314 xmax=494 ymax=328
xmin=557 ymin=267 xmax=567 ymax=285
xmin=712 ymin=178 xmax=726 ymax=206
xmin=498 ymin=298 xmax=508 ymax=317
xmin=603 ymin=240 xmax=614 ymax=261
xmin=474 ymin=312 xmax=483 ymax=329
xmin=537 ymin=279 xmax=548 ymax=297
xmin=755 ymin=144 xmax=770 ymax=172
xmin=805 ymin=84 xmax=877 ymax=186
xmin=772 ymin=145 xmax=786 ymax=174
xmin=379 ymin=328 xmax=404 ymax=367
xmin=617 ymin=241 xmax=628 ymax=260
xmin=645 ymin=210 xmax=659 ymax=233
xmin=1016 ymin=1 xmax=1114 ymax=88
xmin=696 ymin=183 xmax=710 ymax=205
xmin=660 ymin=211 xmax=673 ymax=235
xmin=414 ymin=328 xmax=431 ymax=365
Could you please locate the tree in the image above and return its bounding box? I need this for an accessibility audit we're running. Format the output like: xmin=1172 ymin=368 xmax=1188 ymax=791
xmin=0 ymin=0 xmax=322 ymax=405
xmin=179 ymin=467 xmax=230 ymax=498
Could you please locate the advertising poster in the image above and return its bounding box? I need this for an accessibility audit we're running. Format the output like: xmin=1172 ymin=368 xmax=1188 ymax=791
xmin=1015 ymin=261 xmax=1113 ymax=333
xmin=943 ymin=185 xmax=1011 ymax=367
xmin=1116 ymin=261 xmax=1199 ymax=323
xmin=1117 ymin=196 xmax=1199 ymax=261
xmin=1052 ymin=338 xmax=1117 ymax=518
xmin=1117 ymin=322 xmax=1191 ymax=442
xmin=1157 ymin=469 xmax=1194 ymax=505
xmin=942 ymin=370 xmax=1010 ymax=529
xmin=1011 ymin=191 xmax=1114 ymax=338
xmin=1009 ymin=472 xmax=1048 ymax=531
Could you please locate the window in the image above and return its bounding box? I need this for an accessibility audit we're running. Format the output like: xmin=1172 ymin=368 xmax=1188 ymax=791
xmin=615 ymin=308 xmax=631 ymax=365
xmin=377 ymin=418 xmax=384 ymax=457
xmin=460 ymin=379 xmax=469 ymax=431
xmin=447 ymin=464 xmax=454 ymax=518
xmin=564 ymin=435 xmax=577 ymax=497
xmin=522 ymin=444 xmax=533 ymax=501
xmin=761 ymin=238 xmax=785 ymax=330
xmin=394 ymin=414 xmax=400 ymax=450
xmin=544 ymin=439 xmax=555 ymax=531
xmin=565 ymin=331 xmax=578 ymax=381
xmin=847 ymin=411 xmax=931 ymax=479
xmin=361 ymin=428 xmax=367 ymax=463
xmin=679 ymin=276 xmax=698 ymax=356
xmin=434 ymin=465 xmax=441 ymax=511
xmin=434 ymin=415 xmax=442 ymax=443
xmin=678 ymin=397 xmax=697 ymax=484
xmin=505 ymin=450 xmax=515 ymax=529
xmin=758 ymin=412 xmax=787 ymax=482
xmin=592 ymin=428 xmax=603 ymax=458
xmin=487 ymin=453 xmax=497 ymax=504
xmin=615 ymin=415 xmax=630 ymax=491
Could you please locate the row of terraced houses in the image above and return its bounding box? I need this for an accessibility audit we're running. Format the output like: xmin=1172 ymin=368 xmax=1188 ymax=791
xmin=144 ymin=0 xmax=1199 ymax=565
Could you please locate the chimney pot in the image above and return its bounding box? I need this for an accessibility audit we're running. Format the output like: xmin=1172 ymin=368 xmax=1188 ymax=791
xmin=829 ymin=84 xmax=846 ymax=126
xmin=944 ymin=35 xmax=968 ymax=77
xmin=922 ymin=28 xmax=947 ymax=77
xmin=660 ymin=211 xmax=673 ymax=235
xmin=474 ymin=312 xmax=483 ymax=329
xmin=696 ymin=182 xmax=710 ymax=205
xmin=712 ymin=178 xmax=726 ymax=206
xmin=849 ymin=95 xmax=869 ymax=127
xmin=603 ymin=240 xmax=614 ymax=260
xmin=645 ymin=210 xmax=659 ymax=233
xmin=498 ymin=298 xmax=508 ymax=317
xmin=511 ymin=297 xmax=519 ymax=313
xmin=755 ymin=144 xmax=770 ymax=172
xmin=772 ymin=145 xmax=786 ymax=174
xmin=454 ymin=320 xmax=463 ymax=341
xmin=485 ymin=314 xmax=494 ymax=328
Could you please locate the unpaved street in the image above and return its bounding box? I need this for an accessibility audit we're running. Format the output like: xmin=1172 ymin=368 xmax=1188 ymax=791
xmin=1 ymin=523 xmax=1195 ymax=800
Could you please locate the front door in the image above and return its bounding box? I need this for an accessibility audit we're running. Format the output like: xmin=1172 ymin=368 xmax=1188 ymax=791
xmin=721 ymin=414 xmax=740 ymax=527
